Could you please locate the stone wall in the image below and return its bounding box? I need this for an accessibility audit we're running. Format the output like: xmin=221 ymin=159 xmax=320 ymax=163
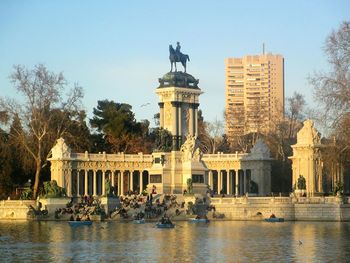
xmin=39 ymin=197 xmax=71 ymax=215
xmin=2 ymin=196 xmax=350 ymax=221
xmin=100 ymin=197 xmax=120 ymax=214
xmin=211 ymin=196 xmax=350 ymax=221
xmin=0 ymin=200 xmax=35 ymax=220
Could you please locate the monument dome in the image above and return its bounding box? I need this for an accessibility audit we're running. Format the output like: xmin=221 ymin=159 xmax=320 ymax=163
xmin=158 ymin=71 xmax=199 ymax=89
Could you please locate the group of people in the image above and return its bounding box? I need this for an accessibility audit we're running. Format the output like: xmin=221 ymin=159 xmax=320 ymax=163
xmin=69 ymin=214 xmax=91 ymax=221
xmin=133 ymin=212 xmax=145 ymax=220
xmin=160 ymin=214 xmax=173 ymax=225
xmin=80 ymin=195 xmax=95 ymax=206
xmin=114 ymin=192 xmax=187 ymax=222
xmin=116 ymin=194 xmax=147 ymax=219
xmin=54 ymin=195 xmax=101 ymax=220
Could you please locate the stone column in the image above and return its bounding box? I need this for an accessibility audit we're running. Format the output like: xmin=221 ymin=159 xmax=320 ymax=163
xmin=111 ymin=171 xmax=115 ymax=192
xmin=77 ymin=170 xmax=80 ymax=197
xmin=235 ymin=170 xmax=239 ymax=196
xmin=208 ymin=170 xmax=212 ymax=189
xmin=172 ymin=102 xmax=177 ymax=135
xmin=120 ymin=170 xmax=124 ymax=196
xmin=130 ymin=170 xmax=134 ymax=192
xmin=117 ymin=171 xmax=121 ymax=196
xmin=178 ymin=103 xmax=182 ymax=145
xmin=171 ymin=102 xmax=178 ymax=150
xmin=218 ymin=170 xmax=222 ymax=194
xmin=139 ymin=171 xmax=143 ymax=193
xmin=189 ymin=104 xmax=194 ymax=136
xmin=93 ymin=170 xmax=97 ymax=196
xmin=66 ymin=169 xmax=72 ymax=197
xmin=226 ymin=170 xmax=230 ymax=195
xmin=194 ymin=106 xmax=198 ymax=137
xmin=85 ymin=170 xmax=88 ymax=196
xmin=243 ymin=170 xmax=246 ymax=194
xmin=102 ymin=170 xmax=106 ymax=196
xmin=159 ymin=102 xmax=164 ymax=128
xmin=318 ymin=164 xmax=323 ymax=193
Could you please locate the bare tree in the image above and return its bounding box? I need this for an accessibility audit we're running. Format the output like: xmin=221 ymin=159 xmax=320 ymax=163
xmin=286 ymin=92 xmax=306 ymax=138
xmin=0 ymin=64 xmax=83 ymax=199
xmin=199 ymin=117 xmax=226 ymax=154
xmin=309 ymin=21 xmax=350 ymax=191
xmin=310 ymin=21 xmax=350 ymax=139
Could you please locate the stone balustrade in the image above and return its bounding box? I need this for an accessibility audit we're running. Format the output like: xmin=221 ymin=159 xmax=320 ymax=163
xmin=202 ymin=152 xmax=248 ymax=161
xmin=209 ymin=195 xmax=350 ymax=221
xmin=211 ymin=196 xmax=349 ymax=205
xmin=70 ymin=152 xmax=153 ymax=162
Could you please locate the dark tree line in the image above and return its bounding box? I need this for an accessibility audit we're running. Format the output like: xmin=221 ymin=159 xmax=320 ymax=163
xmin=0 ymin=66 xmax=171 ymax=198
xmin=310 ymin=21 xmax=350 ymax=192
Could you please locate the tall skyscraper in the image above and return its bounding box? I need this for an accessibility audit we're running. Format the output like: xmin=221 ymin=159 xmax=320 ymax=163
xmin=225 ymin=53 xmax=284 ymax=141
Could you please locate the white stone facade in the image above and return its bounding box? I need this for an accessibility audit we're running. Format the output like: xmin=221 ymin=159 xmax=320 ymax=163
xmin=48 ymin=72 xmax=273 ymax=197
xmin=289 ymin=120 xmax=324 ymax=196
xmin=49 ymin=137 xmax=273 ymax=197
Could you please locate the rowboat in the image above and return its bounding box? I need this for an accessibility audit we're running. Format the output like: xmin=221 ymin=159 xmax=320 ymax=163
xmin=189 ymin=218 xmax=210 ymax=223
xmin=156 ymin=222 xmax=175 ymax=229
xmin=264 ymin=217 xmax=284 ymax=222
xmin=133 ymin=219 xmax=145 ymax=224
xmin=68 ymin=221 xmax=93 ymax=226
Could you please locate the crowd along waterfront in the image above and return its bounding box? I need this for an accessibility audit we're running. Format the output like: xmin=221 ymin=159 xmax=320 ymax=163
xmin=0 ymin=220 xmax=350 ymax=262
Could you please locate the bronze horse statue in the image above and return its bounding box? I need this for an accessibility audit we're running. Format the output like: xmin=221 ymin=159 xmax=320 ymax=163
xmin=169 ymin=45 xmax=190 ymax=72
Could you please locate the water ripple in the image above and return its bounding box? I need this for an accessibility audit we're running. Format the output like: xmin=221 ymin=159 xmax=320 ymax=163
xmin=0 ymin=221 xmax=349 ymax=262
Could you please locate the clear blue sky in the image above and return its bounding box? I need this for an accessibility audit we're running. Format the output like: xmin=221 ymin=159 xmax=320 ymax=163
xmin=0 ymin=0 xmax=349 ymax=126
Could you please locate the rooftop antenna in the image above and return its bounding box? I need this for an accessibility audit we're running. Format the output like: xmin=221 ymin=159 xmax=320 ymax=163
xmin=262 ymin=43 xmax=265 ymax=55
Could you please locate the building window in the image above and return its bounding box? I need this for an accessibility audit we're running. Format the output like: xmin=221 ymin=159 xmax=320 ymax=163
xmin=192 ymin=174 xmax=204 ymax=183
xmin=150 ymin=174 xmax=162 ymax=183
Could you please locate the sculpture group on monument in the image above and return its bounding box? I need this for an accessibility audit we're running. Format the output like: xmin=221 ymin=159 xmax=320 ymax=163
xmin=49 ymin=42 xmax=273 ymax=198
xmin=169 ymin=41 xmax=190 ymax=73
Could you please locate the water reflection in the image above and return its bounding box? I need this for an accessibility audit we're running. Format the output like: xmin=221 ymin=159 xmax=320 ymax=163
xmin=0 ymin=221 xmax=350 ymax=262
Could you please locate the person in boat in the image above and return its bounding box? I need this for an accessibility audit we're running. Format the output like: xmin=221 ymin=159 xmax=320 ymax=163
xmin=195 ymin=215 xmax=200 ymax=219
xmin=85 ymin=215 xmax=91 ymax=221
xmin=69 ymin=215 xmax=74 ymax=221
xmin=76 ymin=215 xmax=81 ymax=221
xmin=134 ymin=212 xmax=142 ymax=220
xmin=139 ymin=212 xmax=144 ymax=219
xmin=160 ymin=214 xmax=166 ymax=224
xmin=165 ymin=214 xmax=173 ymax=224
xmin=270 ymin=213 xmax=276 ymax=218
xmin=160 ymin=214 xmax=171 ymax=224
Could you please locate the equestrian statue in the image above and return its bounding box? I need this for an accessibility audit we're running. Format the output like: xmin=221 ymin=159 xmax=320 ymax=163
xmin=169 ymin=42 xmax=190 ymax=73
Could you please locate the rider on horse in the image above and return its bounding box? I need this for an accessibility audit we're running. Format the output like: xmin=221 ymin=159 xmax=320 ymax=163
xmin=169 ymin=42 xmax=190 ymax=72
xmin=175 ymin=42 xmax=181 ymax=60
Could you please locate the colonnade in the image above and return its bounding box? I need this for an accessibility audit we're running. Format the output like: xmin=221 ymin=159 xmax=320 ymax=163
xmin=207 ymin=169 xmax=251 ymax=196
xmin=70 ymin=169 xmax=149 ymax=197
xmin=159 ymin=102 xmax=199 ymax=150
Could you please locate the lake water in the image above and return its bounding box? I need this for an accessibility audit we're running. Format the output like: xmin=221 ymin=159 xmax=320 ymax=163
xmin=0 ymin=220 xmax=349 ymax=262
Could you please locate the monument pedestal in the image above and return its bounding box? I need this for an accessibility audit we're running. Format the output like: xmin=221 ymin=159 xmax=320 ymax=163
xmin=148 ymin=138 xmax=208 ymax=195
